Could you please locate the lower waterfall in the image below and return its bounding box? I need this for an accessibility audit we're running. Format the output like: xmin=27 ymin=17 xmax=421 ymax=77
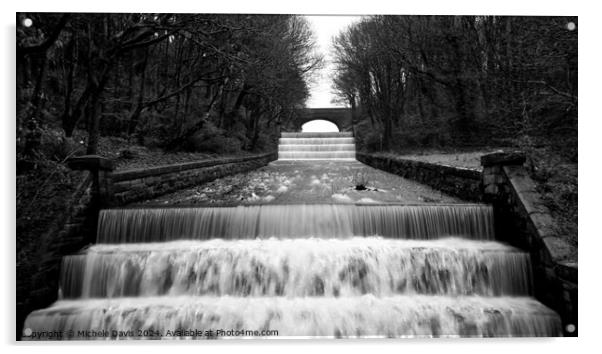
xmin=24 ymin=295 xmax=561 ymax=339
xmin=23 ymin=201 xmax=562 ymax=339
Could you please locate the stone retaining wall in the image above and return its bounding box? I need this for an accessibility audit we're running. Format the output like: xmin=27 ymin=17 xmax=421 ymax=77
xmin=481 ymin=152 xmax=577 ymax=336
xmin=356 ymin=152 xmax=482 ymax=201
xmin=110 ymin=152 xmax=277 ymax=204
xmin=18 ymin=171 xmax=96 ymax=337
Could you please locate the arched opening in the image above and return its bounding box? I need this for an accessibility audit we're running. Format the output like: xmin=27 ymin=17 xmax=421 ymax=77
xmin=301 ymin=119 xmax=339 ymax=133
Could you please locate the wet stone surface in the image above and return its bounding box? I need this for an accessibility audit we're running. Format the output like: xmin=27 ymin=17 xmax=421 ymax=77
xmin=134 ymin=160 xmax=463 ymax=206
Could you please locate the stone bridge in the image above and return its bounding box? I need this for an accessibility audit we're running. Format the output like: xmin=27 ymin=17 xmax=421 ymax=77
xmin=289 ymin=107 xmax=352 ymax=132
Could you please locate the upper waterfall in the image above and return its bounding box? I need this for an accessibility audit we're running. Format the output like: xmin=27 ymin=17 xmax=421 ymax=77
xmin=278 ymin=132 xmax=356 ymax=160
xmin=97 ymin=204 xmax=495 ymax=243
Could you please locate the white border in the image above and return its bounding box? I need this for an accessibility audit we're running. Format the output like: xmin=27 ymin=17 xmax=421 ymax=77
xmin=2 ymin=1 xmax=599 ymax=353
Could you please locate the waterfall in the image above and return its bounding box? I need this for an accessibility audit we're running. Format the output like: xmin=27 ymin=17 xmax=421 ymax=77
xmin=24 ymin=202 xmax=561 ymax=338
xmin=97 ymin=204 xmax=495 ymax=243
xmin=279 ymin=144 xmax=355 ymax=152
xmin=22 ymin=132 xmax=562 ymax=339
xmin=25 ymin=296 xmax=561 ymax=339
xmin=59 ymin=238 xmax=532 ymax=299
xmin=280 ymin=137 xmax=355 ymax=145
xmin=278 ymin=132 xmax=356 ymax=160
xmin=281 ymin=132 xmax=353 ymax=138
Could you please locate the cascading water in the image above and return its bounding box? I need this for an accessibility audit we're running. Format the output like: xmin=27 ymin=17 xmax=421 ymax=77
xmin=59 ymin=238 xmax=532 ymax=299
xmin=96 ymin=204 xmax=495 ymax=243
xmin=25 ymin=296 xmax=559 ymax=339
xmin=278 ymin=132 xmax=356 ymax=160
xmin=24 ymin=204 xmax=561 ymax=339
xmin=22 ymin=132 xmax=562 ymax=339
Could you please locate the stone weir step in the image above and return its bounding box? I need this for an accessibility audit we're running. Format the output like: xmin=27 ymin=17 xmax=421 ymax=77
xmin=278 ymin=144 xmax=356 ymax=152
xmin=279 ymin=137 xmax=355 ymax=145
xmin=96 ymin=204 xmax=495 ymax=244
xmin=281 ymin=132 xmax=353 ymax=138
xmin=278 ymin=151 xmax=357 ymax=160
xmin=59 ymin=238 xmax=534 ymax=299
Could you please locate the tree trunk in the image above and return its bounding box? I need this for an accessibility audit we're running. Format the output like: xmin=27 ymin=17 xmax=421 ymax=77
xmin=31 ymin=53 xmax=47 ymax=122
xmin=127 ymin=48 xmax=149 ymax=136
xmin=62 ymin=32 xmax=76 ymax=136
xmin=86 ymin=92 xmax=101 ymax=154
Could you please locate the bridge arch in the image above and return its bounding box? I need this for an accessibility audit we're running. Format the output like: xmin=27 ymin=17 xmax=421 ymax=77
xmin=290 ymin=108 xmax=353 ymax=132
xmin=302 ymin=119 xmax=340 ymax=132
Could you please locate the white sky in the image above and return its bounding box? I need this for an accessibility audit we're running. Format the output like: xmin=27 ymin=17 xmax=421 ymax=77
xmin=304 ymin=15 xmax=362 ymax=108
xmin=301 ymin=120 xmax=339 ymax=132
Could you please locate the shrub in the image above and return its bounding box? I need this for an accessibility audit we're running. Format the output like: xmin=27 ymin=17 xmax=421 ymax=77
xmin=352 ymin=169 xmax=372 ymax=190
xmin=187 ymin=122 xmax=243 ymax=154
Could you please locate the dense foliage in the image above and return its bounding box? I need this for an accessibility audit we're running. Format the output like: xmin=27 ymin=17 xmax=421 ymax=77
xmin=16 ymin=14 xmax=322 ymax=333
xmin=17 ymin=13 xmax=322 ymax=170
xmin=332 ymin=16 xmax=577 ymax=249
xmin=332 ymin=16 xmax=577 ymax=160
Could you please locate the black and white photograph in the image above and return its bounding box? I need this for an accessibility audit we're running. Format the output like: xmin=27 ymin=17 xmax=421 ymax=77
xmin=8 ymin=1 xmax=587 ymax=346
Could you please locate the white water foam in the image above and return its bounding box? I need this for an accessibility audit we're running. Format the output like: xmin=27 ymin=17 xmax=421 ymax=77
xmin=24 ymin=295 xmax=562 ymax=339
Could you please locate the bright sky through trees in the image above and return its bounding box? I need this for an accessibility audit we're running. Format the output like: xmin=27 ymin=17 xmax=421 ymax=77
xmin=302 ymin=119 xmax=339 ymax=132
xmin=304 ymin=15 xmax=361 ymax=108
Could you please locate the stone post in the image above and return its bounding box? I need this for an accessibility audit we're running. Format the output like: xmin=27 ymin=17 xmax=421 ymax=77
xmin=481 ymin=151 xmax=526 ymax=202
xmin=480 ymin=151 xmax=530 ymax=250
xmin=67 ymin=155 xmax=115 ymax=208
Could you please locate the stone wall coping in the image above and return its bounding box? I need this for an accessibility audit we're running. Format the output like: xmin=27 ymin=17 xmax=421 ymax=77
xmin=481 ymin=150 xmax=526 ymax=167
xmin=357 ymin=152 xmax=482 ymax=180
xmin=112 ymin=151 xmax=276 ymax=182
xmin=501 ymin=165 xmax=574 ymax=263
xmin=67 ymin=155 xmax=114 ymax=171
